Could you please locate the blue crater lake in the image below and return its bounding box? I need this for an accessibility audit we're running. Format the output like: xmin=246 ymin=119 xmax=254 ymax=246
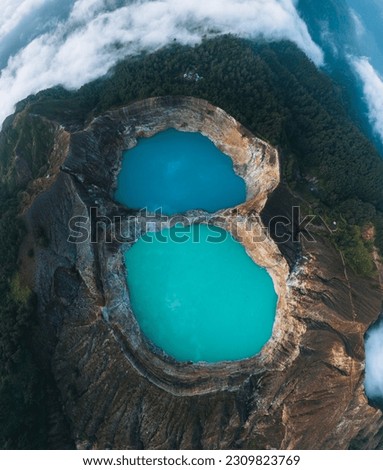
xmin=115 ymin=129 xmax=246 ymax=215
xmin=125 ymin=225 xmax=277 ymax=363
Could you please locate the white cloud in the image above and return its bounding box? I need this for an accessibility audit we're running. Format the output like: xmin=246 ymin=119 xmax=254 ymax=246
xmin=0 ymin=0 xmax=323 ymax=127
xmin=365 ymin=318 xmax=383 ymax=401
xmin=349 ymin=8 xmax=365 ymax=38
xmin=0 ymin=0 xmax=49 ymax=40
xmin=352 ymin=56 xmax=383 ymax=145
xmin=319 ymin=21 xmax=338 ymax=57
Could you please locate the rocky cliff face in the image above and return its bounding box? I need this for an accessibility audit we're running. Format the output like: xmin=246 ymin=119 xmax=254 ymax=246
xmin=18 ymin=96 xmax=383 ymax=449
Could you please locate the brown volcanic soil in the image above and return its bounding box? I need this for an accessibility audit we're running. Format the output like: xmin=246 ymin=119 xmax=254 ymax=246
xmin=20 ymin=97 xmax=383 ymax=449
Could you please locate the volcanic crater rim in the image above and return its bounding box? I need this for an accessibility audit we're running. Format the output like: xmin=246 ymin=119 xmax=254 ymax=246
xmin=72 ymin=96 xmax=302 ymax=396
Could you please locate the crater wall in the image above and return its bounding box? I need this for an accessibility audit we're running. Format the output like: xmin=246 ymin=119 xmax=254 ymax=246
xmin=22 ymin=97 xmax=383 ymax=449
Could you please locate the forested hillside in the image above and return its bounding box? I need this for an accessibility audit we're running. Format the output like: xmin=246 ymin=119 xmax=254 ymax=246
xmin=9 ymin=36 xmax=383 ymax=271
xmin=1 ymin=35 xmax=383 ymax=448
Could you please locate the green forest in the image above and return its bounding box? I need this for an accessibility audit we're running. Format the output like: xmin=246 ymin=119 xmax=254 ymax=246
xmin=1 ymin=35 xmax=383 ymax=447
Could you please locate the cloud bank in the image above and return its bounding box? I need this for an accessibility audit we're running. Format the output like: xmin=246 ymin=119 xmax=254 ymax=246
xmin=0 ymin=0 xmax=323 ymax=127
xmin=352 ymin=56 xmax=383 ymax=144
xmin=365 ymin=317 xmax=383 ymax=402
xmin=0 ymin=0 xmax=47 ymax=40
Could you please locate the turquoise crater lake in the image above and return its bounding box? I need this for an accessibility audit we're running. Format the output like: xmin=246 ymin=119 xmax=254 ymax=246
xmin=115 ymin=129 xmax=246 ymax=215
xmin=125 ymin=225 xmax=277 ymax=363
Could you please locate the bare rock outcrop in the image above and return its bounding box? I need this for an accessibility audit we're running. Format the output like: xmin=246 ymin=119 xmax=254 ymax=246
xmin=23 ymin=96 xmax=383 ymax=449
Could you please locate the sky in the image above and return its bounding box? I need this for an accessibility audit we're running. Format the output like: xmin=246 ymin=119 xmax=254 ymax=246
xmin=352 ymin=57 xmax=383 ymax=144
xmin=344 ymin=0 xmax=383 ymax=146
xmin=1 ymin=1 xmax=382 ymax=144
xmin=0 ymin=0 xmax=324 ymax=127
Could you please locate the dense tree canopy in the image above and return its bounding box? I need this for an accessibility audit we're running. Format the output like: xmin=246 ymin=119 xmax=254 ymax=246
xmin=1 ymin=35 xmax=383 ymax=448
